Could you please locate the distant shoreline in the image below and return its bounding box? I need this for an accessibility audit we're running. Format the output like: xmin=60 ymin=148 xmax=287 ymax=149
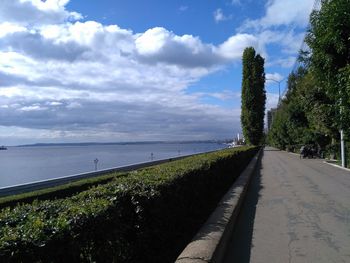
xmin=16 ymin=140 xmax=228 ymax=148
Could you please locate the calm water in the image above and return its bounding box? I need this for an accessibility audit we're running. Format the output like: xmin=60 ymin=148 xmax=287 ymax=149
xmin=0 ymin=142 xmax=226 ymax=188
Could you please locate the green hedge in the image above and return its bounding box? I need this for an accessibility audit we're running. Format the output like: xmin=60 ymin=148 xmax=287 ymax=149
xmin=0 ymin=146 xmax=258 ymax=263
xmin=0 ymin=171 xmax=127 ymax=209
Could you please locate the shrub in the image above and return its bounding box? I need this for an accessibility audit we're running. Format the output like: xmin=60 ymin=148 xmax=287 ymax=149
xmin=0 ymin=146 xmax=258 ymax=263
xmin=0 ymin=172 xmax=126 ymax=209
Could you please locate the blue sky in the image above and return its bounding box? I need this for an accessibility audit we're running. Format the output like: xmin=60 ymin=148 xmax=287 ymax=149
xmin=0 ymin=0 xmax=314 ymax=145
xmin=67 ymin=0 xmax=265 ymax=43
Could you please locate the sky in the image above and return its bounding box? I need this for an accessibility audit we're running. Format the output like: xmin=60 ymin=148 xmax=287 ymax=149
xmin=0 ymin=0 xmax=315 ymax=145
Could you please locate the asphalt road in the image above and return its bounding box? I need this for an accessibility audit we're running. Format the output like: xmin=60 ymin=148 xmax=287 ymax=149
xmin=223 ymin=147 xmax=350 ymax=263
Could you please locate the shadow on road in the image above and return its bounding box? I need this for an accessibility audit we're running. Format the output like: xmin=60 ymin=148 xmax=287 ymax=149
xmin=223 ymin=150 xmax=264 ymax=263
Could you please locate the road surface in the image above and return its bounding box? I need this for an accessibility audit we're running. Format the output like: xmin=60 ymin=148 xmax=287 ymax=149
xmin=223 ymin=147 xmax=350 ymax=263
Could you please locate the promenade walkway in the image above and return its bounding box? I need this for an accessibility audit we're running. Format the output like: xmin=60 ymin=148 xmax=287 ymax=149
xmin=223 ymin=147 xmax=350 ymax=263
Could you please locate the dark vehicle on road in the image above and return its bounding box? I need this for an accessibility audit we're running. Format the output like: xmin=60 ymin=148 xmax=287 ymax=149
xmin=300 ymin=145 xmax=318 ymax=159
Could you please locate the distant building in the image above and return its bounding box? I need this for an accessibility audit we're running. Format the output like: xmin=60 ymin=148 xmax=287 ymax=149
xmin=234 ymin=133 xmax=245 ymax=145
xmin=267 ymin=108 xmax=277 ymax=130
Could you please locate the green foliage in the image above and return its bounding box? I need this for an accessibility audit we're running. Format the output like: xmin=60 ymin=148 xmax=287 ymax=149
xmin=268 ymin=0 xmax=350 ymax=160
xmin=339 ymin=65 xmax=350 ymax=134
xmin=0 ymin=172 xmax=126 ymax=209
xmin=268 ymin=69 xmax=332 ymax=151
xmin=306 ymin=0 xmax=350 ymax=80
xmin=305 ymin=0 xmax=350 ymax=130
xmin=0 ymin=146 xmax=258 ymax=263
xmin=241 ymin=47 xmax=266 ymax=145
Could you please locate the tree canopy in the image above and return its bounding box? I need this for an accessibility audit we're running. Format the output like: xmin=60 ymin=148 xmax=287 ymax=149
xmin=268 ymin=0 xmax=350 ymax=163
xmin=305 ymin=0 xmax=350 ymax=130
xmin=241 ymin=47 xmax=266 ymax=145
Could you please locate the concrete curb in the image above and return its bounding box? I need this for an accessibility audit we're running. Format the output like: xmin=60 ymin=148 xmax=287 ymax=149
xmin=323 ymin=161 xmax=350 ymax=172
xmin=175 ymin=149 xmax=262 ymax=263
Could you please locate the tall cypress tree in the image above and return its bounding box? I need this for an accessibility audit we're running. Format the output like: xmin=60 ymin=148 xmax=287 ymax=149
xmin=241 ymin=47 xmax=266 ymax=145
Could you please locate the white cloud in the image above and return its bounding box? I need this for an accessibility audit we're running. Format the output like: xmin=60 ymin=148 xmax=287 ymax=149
xmin=265 ymin=72 xmax=284 ymax=83
xmin=267 ymin=56 xmax=296 ymax=68
xmin=0 ymin=3 xmax=258 ymax=142
xmin=240 ymin=0 xmax=314 ymax=30
xmin=135 ymin=27 xmax=170 ymax=55
xmin=20 ymin=105 xmax=47 ymax=111
xmin=260 ymin=0 xmax=314 ymax=28
xmin=216 ymin=33 xmax=264 ymax=60
xmin=266 ymin=92 xmax=280 ymax=110
xmin=134 ymin=27 xmax=260 ymax=68
xmin=135 ymin=29 xmax=208 ymax=67
xmin=213 ymin=8 xmax=232 ymax=23
xmin=0 ymin=0 xmax=82 ymax=26
xmin=0 ymin=30 xmax=89 ymax=62
xmin=265 ymin=74 xmax=286 ymax=108
xmin=235 ymin=1 xmax=314 ymax=70
xmin=48 ymin=101 xmax=63 ymax=106
xmin=0 ymin=22 xmax=27 ymax=38
xmin=0 ymin=0 xmax=314 ymax=143
xmin=4 ymin=0 xmax=313 ymax=143
xmin=256 ymin=30 xmax=305 ymax=59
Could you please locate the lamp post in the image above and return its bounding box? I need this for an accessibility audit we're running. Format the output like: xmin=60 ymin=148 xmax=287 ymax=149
xmin=266 ymin=77 xmax=285 ymax=104
xmin=340 ymin=129 xmax=345 ymax=167
xmin=94 ymin=158 xmax=99 ymax=171
xmin=340 ymin=97 xmax=345 ymax=167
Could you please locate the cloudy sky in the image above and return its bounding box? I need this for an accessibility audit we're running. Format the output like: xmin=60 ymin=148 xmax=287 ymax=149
xmin=0 ymin=0 xmax=314 ymax=145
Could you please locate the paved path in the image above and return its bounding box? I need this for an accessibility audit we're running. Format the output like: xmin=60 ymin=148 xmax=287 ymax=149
xmin=223 ymin=147 xmax=350 ymax=263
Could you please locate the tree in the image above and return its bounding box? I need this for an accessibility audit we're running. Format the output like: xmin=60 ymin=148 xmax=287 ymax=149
xmin=268 ymin=67 xmax=334 ymax=153
xmin=241 ymin=47 xmax=266 ymax=145
xmin=305 ymin=0 xmax=350 ymax=133
xmin=267 ymin=0 xmax=350 ymax=162
xmin=268 ymin=69 xmax=311 ymax=150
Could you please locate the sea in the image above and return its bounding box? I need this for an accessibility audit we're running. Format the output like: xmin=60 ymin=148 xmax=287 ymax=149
xmin=0 ymin=142 xmax=227 ymax=188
